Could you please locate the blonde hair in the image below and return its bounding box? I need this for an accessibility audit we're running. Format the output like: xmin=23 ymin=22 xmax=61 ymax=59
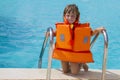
xmin=63 ymin=4 xmax=80 ymax=21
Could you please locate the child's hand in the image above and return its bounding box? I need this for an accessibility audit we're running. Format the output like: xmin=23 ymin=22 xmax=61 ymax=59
xmin=45 ymin=32 xmax=50 ymax=37
xmin=45 ymin=31 xmax=56 ymax=37
xmin=92 ymin=27 xmax=105 ymax=36
xmin=97 ymin=27 xmax=105 ymax=33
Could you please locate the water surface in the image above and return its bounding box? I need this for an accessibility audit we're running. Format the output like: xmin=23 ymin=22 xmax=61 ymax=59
xmin=0 ymin=0 xmax=120 ymax=69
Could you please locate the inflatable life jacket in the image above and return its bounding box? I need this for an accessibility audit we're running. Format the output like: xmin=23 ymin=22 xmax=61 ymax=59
xmin=52 ymin=22 xmax=94 ymax=63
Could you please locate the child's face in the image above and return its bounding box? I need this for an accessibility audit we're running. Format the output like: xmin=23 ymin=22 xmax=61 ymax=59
xmin=65 ymin=12 xmax=77 ymax=24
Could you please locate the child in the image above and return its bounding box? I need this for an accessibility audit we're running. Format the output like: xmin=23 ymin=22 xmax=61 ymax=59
xmin=60 ymin=4 xmax=89 ymax=74
xmin=47 ymin=4 xmax=105 ymax=74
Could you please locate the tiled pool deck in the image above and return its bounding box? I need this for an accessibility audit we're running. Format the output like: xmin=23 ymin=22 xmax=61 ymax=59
xmin=0 ymin=68 xmax=119 ymax=80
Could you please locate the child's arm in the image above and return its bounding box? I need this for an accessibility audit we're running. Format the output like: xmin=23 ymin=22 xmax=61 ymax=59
xmin=91 ymin=27 xmax=105 ymax=36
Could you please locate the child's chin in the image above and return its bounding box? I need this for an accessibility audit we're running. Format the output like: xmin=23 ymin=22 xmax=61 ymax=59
xmin=69 ymin=21 xmax=74 ymax=24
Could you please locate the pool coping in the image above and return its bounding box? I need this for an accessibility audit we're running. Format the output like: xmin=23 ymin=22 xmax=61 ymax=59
xmin=0 ymin=68 xmax=120 ymax=80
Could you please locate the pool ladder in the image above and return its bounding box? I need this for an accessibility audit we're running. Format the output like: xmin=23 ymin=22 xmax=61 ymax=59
xmin=38 ymin=27 xmax=108 ymax=80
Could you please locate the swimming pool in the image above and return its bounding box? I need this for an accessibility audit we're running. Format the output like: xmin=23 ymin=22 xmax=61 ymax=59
xmin=0 ymin=0 xmax=120 ymax=69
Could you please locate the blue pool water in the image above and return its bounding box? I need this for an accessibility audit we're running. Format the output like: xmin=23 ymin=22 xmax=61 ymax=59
xmin=0 ymin=0 xmax=120 ymax=69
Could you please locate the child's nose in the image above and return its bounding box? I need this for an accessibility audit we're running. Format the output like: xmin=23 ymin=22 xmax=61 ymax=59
xmin=68 ymin=16 xmax=72 ymax=19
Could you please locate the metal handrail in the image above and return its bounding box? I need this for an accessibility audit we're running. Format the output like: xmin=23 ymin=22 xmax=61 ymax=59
xmin=38 ymin=27 xmax=54 ymax=68
xmin=38 ymin=34 xmax=49 ymax=68
xmin=90 ymin=32 xmax=100 ymax=48
xmin=38 ymin=27 xmax=54 ymax=80
xmin=90 ymin=29 xmax=108 ymax=80
xmin=101 ymin=30 xmax=108 ymax=80
xmin=46 ymin=27 xmax=54 ymax=80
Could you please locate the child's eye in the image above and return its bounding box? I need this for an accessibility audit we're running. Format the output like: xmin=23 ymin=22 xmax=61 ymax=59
xmin=66 ymin=15 xmax=70 ymax=17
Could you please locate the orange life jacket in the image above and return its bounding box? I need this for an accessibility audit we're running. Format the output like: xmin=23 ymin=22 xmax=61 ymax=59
xmin=52 ymin=22 xmax=94 ymax=63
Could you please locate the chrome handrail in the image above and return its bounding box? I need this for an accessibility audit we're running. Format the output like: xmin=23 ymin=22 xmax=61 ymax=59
xmin=90 ymin=29 xmax=108 ymax=80
xmin=38 ymin=33 xmax=49 ymax=68
xmin=38 ymin=27 xmax=53 ymax=68
xmin=46 ymin=27 xmax=54 ymax=80
xmin=38 ymin=27 xmax=54 ymax=80
xmin=101 ymin=30 xmax=108 ymax=80
xmin=38 ymin=27 xmax=54 ymax=69
xmin=90 ymin=32 xmax=100 ymax=48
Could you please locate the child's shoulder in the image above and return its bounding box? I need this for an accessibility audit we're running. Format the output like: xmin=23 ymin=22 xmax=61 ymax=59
xmin=55 ymin=22 xmax=64 ymax=25
xmin=77 ymin=22 xmax=90 ymax=27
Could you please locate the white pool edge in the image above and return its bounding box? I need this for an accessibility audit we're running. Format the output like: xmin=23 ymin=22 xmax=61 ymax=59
xmin=0 ymin=68 xmax=120 ymax=80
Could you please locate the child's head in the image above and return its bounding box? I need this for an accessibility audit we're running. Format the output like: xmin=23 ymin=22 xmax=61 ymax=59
xmin=63 ymin=4 xmax=80 ymax=24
